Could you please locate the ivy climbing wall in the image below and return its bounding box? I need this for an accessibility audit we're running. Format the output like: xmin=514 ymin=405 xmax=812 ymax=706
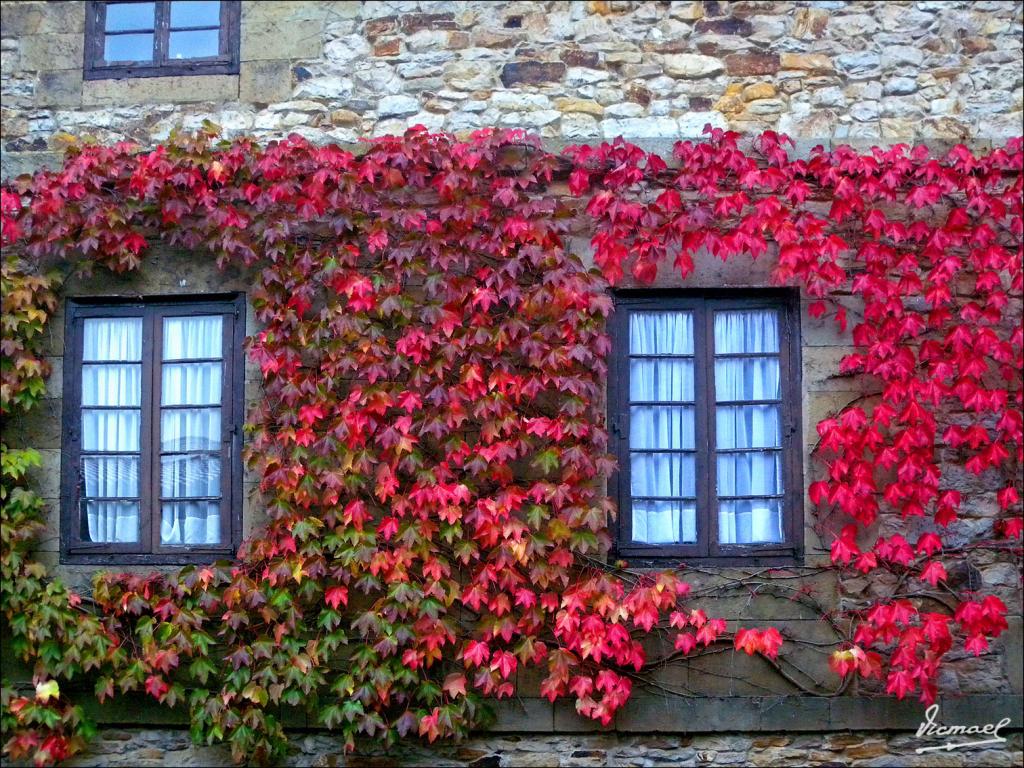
xmin=1 ymin=126 xmax=1021 ymax=767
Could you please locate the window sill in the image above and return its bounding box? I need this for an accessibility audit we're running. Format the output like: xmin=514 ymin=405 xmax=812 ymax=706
xmin=81 ymin=73 xmax=239 ymax=106
xmin=84 ymin=61 xmax=240 ymax=81
xmin=61 ymin=550 xmax=237 ymax=567
xmin=614 ymin=545 xmax=803 ymax=569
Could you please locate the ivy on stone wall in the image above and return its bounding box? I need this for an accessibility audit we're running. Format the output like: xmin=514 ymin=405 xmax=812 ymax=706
xmin=0 ymin=126 xmax=1020 ymax=767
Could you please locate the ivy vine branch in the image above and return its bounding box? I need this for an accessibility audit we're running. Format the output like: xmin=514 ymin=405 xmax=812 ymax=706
xmin=1 ymin=126 xmax=1021 ymax=767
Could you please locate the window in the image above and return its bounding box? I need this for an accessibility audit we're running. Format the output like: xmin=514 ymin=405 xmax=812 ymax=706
xmin=608 ymin=291 xmax=803 ymax=563
xmin=84 ymin=1 xmax=240 ymax=80
xmin=61 ymin=296 xmax=245 ymax=564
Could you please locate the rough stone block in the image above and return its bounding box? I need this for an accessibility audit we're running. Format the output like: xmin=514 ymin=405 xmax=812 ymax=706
xmin=779 ymin=53 xmax=833 ymax=73
xmin=1 ymin=397 xmax=62 ymax=450
xmin=491 ymin=699 xmax=553 ymax=732
xmin=34 ymin=69 xmax=83 ymax=108
xmin=664 ymin=54 xmax=725 ymax=77
xmin=239 ymin=59 xmax=294 ymax=104
xmin=240 ymin=0 xmax=332 ymax=23
xmin=1 ymin=1 xmax=84 ymax=35
xmin=0 ymin=151 xmax=64 ymax=181
xmin=802 ymin=346 xmax=864 ymax=393
xmin=18 ymin=33 xmax=84 ymax=71
xmin=500 ymin=61 xmax=567 ymax=87
xmin=695 ymin=17 xmax=755 ymax=35
xmin=1003 ymin=617 xmax=1023 ymax=694
xmin=82 ymin=75 xmax=239 ymax=106
xmin=240 ymin=19 xmax=324 ymax=62
xmin=26 ymin=448 xmax=61 ymax=500
xmin=724 ymin=53 xmax=781 ymax=76
xmin=0 ymin=1 xmax=48 ymax=36
xmin=553 ymin=700 xmax=605 ymax=732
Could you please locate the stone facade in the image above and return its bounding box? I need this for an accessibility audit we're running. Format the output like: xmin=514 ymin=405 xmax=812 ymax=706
xmin=50 ymin=728 xmax=1024 ymax=767
xmin=2 ymin=0 xmax=1023 ymax=178
xmin=1 ymin=1 xmax=1023 ymax=766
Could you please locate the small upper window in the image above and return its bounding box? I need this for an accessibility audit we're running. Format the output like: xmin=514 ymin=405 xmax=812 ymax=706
xmin=84 ymin=1 xmax=240 ymax=80
xmin=608 ymin=292 xmax=803 ymax=564
xmin=61 ymin=296 xmax=245 ymax=564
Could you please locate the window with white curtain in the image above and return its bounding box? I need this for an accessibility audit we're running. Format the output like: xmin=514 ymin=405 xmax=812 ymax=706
xmin=61 ymin=296 xmax=244 ymax=564
xmin=609 ymin=293 xmax=801 ymax=561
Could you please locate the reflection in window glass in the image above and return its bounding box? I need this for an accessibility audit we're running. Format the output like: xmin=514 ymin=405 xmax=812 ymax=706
xmin=104 ymin=2 xmax=156 ymax=31
xmin=105 ymin=33 xmax=154 ymax=62
xmin=169 ymin=29 xmax=220 ymax=59
xmin=170 ymin=0 xmax=221 ymax=27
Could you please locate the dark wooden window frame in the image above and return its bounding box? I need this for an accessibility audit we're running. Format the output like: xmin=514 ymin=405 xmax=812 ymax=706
xmin=84 ymin=1 xmax=241 ymax=80
xmin=60 ymin=294 xmax=245 ymax=565
xmin=608 ymin=289 xmax=804 ymax=566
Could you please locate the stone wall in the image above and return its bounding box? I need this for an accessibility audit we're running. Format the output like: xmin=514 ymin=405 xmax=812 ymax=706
xmin=2 ymin=0 xmax=1023 ymax=180
xmin=51 ymin=727 xmax=1024 ymax=767
xmin=1 ymin=1 xmax=1022 ymax=763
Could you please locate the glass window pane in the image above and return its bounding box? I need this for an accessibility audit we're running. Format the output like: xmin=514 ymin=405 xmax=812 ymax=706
xmin=632 ymin=500 xmax=696 ymax=544
xmin=82 ymin=409 xmax=140 ymax=451
xmin=161 ymin=454 xmax=221 ymax=498
xmin=159 ymin=501 xmax=220 ymax=544
xmin=719 ymin=499 xmax=784 ymax=544
xmin=715 ymin=358 xmax=780 ymax=402
xmin=716 ymin=452 xmax=783 ymax=496
xmin=170 ymin=0 xmax=221 ymax=27
xmin=104 ymin=33 xmax=154 ymax=62
xmin=161 ymin=501 xmax=220 ymax=545
xmin=104 ymin=2 xmax=155 ymax=31
xmin=714 ymin=309 xmax=779 ymax=354
xmin=83 ymin=501 xmax=140 ymax=543
xmin=161 ymin=408 xmax=221 ymax=451
xmin=630 ymin=406 xmax=695 ymax=450
xmin=83 ymin=318 xmax=142 ymax=361
xmin=82 ymin=364 xmax=141 ymax=406
xmin=630 ymin=311 xmax=693 ymax=355
xmin=168 ymin=29 xmax=220 ymax=59
xmin=161 ymin=362 xmax=222 ymax=405
xmin=631 ymin=452 xmax=696 ymax=498
xmin=716 ymin=405 xmax=781 ymax=449
xmin=630 ymin=359 xmax=694 ymax=402
xmin=163 ymin=316 xmax=223 ymax=359
xmin=82 ymin=456 xmax=139 ymax=498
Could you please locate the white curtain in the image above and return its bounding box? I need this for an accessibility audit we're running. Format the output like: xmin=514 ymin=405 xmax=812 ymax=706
xmin=159 ymin=316 xmax=223 ymax=545
xmin=715 ymin=358 xmax=779 ymax=401
xmin=716 ymin=405 xmax=781 ymax=450
xmin=628 ymin=311 xmax=697 ymax=544
xmin=161 ymin=362 xmax=222 ymax=405
xmin=82 ymin=364 xmax=141 ymax=406
xmin=161 ymin=455 xmax=221 ymax=497
xmin=161 ymin=502 xmax=221 ymax=545
xmin=161 ymin=408 xmax=221 ymax=451
xmin=84 ymin=501 xmax=139 ymax=543
xmin=633 ymin=501 xmax=697 ymax=544
xmin=80 ymin=318 xmax=142 ymax=543
xmin=83 ymin=318 xmax=142 ymax=360
xmin=714 ymin=310 xmax=784 ymax=544
xmin=163 ymin=315 xmax=222 ymax=359
xmin=714 ymin=310 xmax=779 ymax=354
xmin=630 ymin=406 xmax=695 ymax=450
xmin=83 ymin=456 xmax=139 ymax=497
xmin=630 ymin=311 xmax=693 ymax=355
xmin=719 ymin=500 xmax=784 ymax=544
xmin=630 ymin=359 xmax=694 ymax=401
xmin=82 ymin=410 xmax=141 ymax=451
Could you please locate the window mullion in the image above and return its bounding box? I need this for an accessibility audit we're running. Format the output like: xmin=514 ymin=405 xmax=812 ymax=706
xmin=154 ymin=1 xmax=170 ymax=65
xmin=143 ymin=306 xmax=160 ymax=554
xmin=219 ymin=309 xmax=233 ymax=547
xmin=697 ymin=298 xmax=715 ymax=558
